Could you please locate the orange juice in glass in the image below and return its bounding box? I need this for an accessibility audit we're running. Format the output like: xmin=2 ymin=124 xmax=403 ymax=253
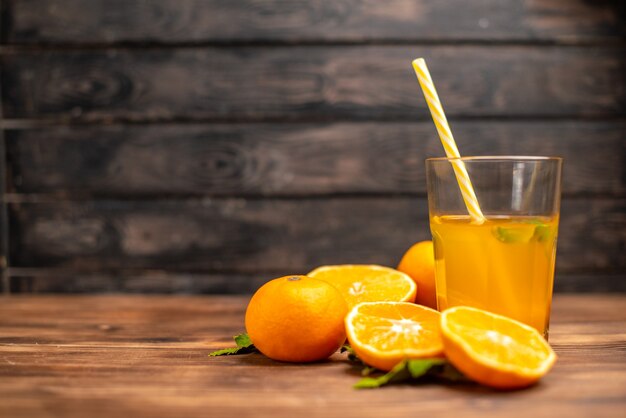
xmin=426 ymin=157 xmax=562 ymax=338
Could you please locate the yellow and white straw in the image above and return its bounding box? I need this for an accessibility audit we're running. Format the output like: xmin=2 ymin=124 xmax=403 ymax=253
xmin=412 ymin=58 xmax=485 ymax=224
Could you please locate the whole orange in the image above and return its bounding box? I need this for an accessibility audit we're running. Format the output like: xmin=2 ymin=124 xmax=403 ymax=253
xmin=245 ymin=275 xmax=348 ymax=363
xmin=397 ymin=240 xmax=437 ymax=309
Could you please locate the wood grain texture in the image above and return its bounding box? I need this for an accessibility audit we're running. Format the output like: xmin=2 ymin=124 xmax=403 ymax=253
xmin=6 ymin=121 xmax=626 ymax=197
xmin=8 ymin=197 xmax=626 ymax=274
xmin=2 ymin=46 xmax=625 ymax=121
xmin=2 ymin=1 xmax=625 ymax=297
xmin=0 ymin=131 xmax=7 ymax=293
xmin=0 ymin=295 xmax=624 ymax=418
xmin=8 ymin=270 xmax=273 ymax=294
xmin=7 ymin=198 xmax=431 ymax=272
xmin=7 ymin=271 xmax=626 ymax=294
xmin=3 ymin=0 xmax=625 ymax=44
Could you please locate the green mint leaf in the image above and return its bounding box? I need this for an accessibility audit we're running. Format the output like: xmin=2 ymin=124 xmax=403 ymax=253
xmin=209 ymin=333 xmax=258 ymax=356
xmin=518 ymin=219 xmax=554 ymax=243
xmin=208 ymin=347 xmax=245 ymax=356
xmin=361 ymin=366 xmax=377 ymax=376
xmin=492 ymin=225 xmax=535 ymax=243
xmin=354 ymin=358 xmax=468 ymax=389
xmin=354 ymin=360 xmax=412 ymax=389
xmin=208 ymin=345 xmax=257 ymax=356
xmin=234 ymin=333 xmax=253 ymax=348
xmin=406 ymin=358 xmax=447 ymax=378
xmin=353 ymin=378 xmax=383 ymax=389
xmin=533 ymin=224 xmax=554 ymax=242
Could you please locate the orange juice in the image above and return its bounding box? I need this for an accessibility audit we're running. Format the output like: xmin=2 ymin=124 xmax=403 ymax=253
xmin=430 ymin=215 xmax=558 ymax=336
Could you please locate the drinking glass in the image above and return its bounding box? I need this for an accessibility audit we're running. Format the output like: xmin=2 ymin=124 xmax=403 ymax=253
xmin=426 ymin=156 xmax=562 ymax=338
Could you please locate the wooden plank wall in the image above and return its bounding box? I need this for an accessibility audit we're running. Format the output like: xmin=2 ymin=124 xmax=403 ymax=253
xmin=0 ymin=0 xmax=625 ymax=294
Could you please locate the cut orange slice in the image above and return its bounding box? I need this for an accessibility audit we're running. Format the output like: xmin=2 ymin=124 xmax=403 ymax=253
xmin=308 ymin=265 xmax=417 ymax=308
xmin=441 ymin=306 xmax=557 ymax=389
xmin=345 ymin=301 xmax=444 ymax=371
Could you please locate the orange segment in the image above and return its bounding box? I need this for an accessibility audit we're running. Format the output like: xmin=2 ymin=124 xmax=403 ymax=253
xmin=345 ymin=301 xmax=444 ymax=371
xmin=441 ymin=306 xmax=557 ymax=389
xmin=308 ymin=265 xmax=417 ymax=308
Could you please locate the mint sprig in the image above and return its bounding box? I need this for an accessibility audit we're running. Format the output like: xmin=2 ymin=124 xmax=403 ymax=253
xmin=533 ymin=224 xmax=554 ymax=242
xmin=492 ymin=225 xmax=534 ymax=243
xmin=492 ymin=219 xmax=555 ymax=244
xmin=209 ymin=333 xmax=258 ymax=356
xmin=342 ymin=345 xmax=468 ymax=388
xmin=355 ymin=358 xmax=468 ymax=388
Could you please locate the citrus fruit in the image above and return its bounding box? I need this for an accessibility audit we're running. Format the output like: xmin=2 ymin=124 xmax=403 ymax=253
xmin=345 ymin=301 xmax=444 ymax=371
xmin=308 ymin=265 xmax=416 ymax=308
xmin=245 ymin=275 xmax=348 ymax=363
xmin=397 ymin=241 xmax=437 ymax=309
xmin=440 ymin=306 xmax=557 ymax=389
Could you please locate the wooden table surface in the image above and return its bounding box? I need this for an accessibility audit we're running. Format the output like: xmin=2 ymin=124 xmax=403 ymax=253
xmin=0 ymin=295 xmax=624 ymax=418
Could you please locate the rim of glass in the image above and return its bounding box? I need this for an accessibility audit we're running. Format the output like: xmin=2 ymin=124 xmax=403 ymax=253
xmin=426 ymin=156 xmax=562 ymax=162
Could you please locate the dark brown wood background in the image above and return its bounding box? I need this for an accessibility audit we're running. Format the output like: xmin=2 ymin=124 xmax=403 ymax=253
xmin=0 ymin=0 xmax=624 ymax=294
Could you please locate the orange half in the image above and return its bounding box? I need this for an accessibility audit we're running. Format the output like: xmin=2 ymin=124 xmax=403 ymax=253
xmin=345 ymin=301 xmax=444 ymax=371
xmin=308 ymin=265 xmax=417 ymax=308
xmin=441 ymin=306 xmax=557 ymax=389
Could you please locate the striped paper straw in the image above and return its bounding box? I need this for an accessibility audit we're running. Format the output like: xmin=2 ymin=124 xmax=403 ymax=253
xmin=412 ymin=58 xmax=486 ymax=224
